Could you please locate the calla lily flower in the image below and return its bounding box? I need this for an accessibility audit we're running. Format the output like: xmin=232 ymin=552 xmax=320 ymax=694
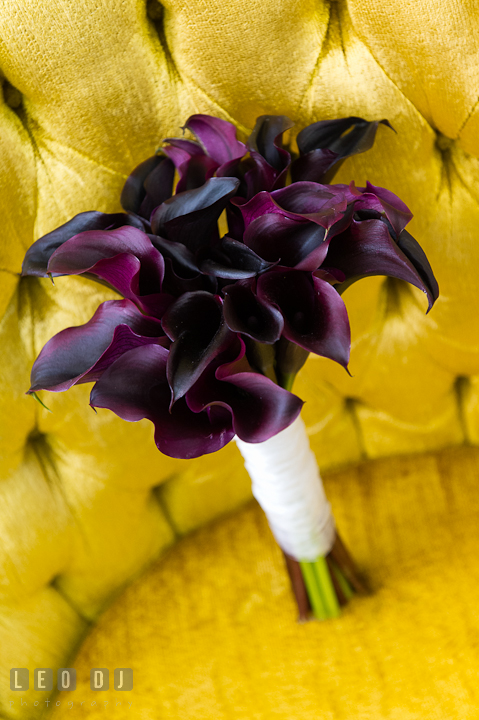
xmin=120 ymin=154 xmax=175 ymax=223
xmin=90 ymin=337 xmax=303 ymax=458
xmin=324 ymin=208 xmax=438 ymax=311
xmin=28 ymin=299 xmax=166 ymax=393
xmin=21 ymin=211 xmax=145 ymax=277
xmin=46 ymin=225 xmax=171 ymax=317
xmin=292 ymin=117 xmax=394 ymax=184
xmin=257 ymin=269 xmax=351 ymax=367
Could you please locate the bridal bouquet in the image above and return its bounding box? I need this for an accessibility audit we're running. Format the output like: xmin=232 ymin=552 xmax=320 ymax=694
xmin=22 ymin=114 xmax=438 ymax=620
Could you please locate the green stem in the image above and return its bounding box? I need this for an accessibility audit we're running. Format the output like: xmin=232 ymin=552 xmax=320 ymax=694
xmin=328 ymin=557 xmax=354 ymax=601
xmin=313 ymin=556 xmax=341 ymax=618
xmin=299 ymin=556 xmax=343 ymax=620
xmin=299 ymin=560 xmax=327 ymax=621
xmin=280 ymin=372 xmax=296 ymax=392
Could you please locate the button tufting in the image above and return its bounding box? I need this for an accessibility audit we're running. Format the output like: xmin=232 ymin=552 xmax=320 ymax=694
xmin=147 ymin=0 xmax=163 ymax=22
xmin=435 ymin=132 xmax=455 ymax=153
xmin=2 ymin=79 xmax=22 ymax=110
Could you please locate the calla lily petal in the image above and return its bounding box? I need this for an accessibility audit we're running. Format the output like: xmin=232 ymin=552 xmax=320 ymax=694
xmin=21 ymin=212 xmax=145 ymax=277
xmin=150 ymin=177 xmax=240 ymax=252
xmin=257 ymin=269 xmax=351 ymax=367
xmin=236 ymin=184 xmax=348 ymax=232
xmin=29 ymin=299 xmax=164 ymax=392
xmin=326 ymin=218 xmax=438 ymax=311
xmin=185 ymin=115 xmax=246 ymax=165
xmin=243 ymin=213 xmax=328 ymax=270
xmin=186 ymin=338 xmax=303 ymax=443
xmin=162 ymin=258 xmax=217 ymax=296
xmin=47 ymin=226 xmax=165 ymax=299
xmin=222 ymin=281 xmax=284 ymax=342
xmin=199 ymin=237 xmax=273 ymax=279
xmin=90 ymin=344 xmax=235 ymax=459
xmin=290 ymin=148 xmax=339 ymax=185
xmin=297 ymin=117 xmax=393 ymax=158
xmin=396 ymin=229 xmax=439 ymax=307
xmin=162 ymin=138 xmax=205 ymax=165
xmin=148 ymin=234 xmax=199 ymax=276
xmin=247 ymin=115 xmax=293 ymax=172
xmin=175 ymin=154 xmax=219 ymax=193
xmin=354 ymin=181 xmax=413 ymax=236
xmin=120 ymin=155 xmax=175 ymax=220
xmin=162 ymin=291 xmax=234 ymax=403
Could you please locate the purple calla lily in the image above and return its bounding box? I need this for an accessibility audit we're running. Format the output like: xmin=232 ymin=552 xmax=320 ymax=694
xmin=222 ymin=280 xmax=284 ymax=343
xmin=90 ymin=343 xmax=235 ymax=459
xmin=161 ymin=291 xmax=234 ymax=404
xmin=29 ymin=299 xmax=165 ymax=393
xmin=257 ymin=268 xmax=351 ymax=368
xmin=46 ymin=225 xmax=172 ymax=317
xmin=185 ymin=115 xmax=247 ymax=166
xmin=90 ymin=337 xmax=302 ymax=458
xmin=185 ymin=336 xmax=303 ymax=443
xmin=325 ymin=217 xmax=438 ymax=311
xmin=21 ymin=211 xmax=146 ymax=277
xmin=120 ymin=154 xmax=175 ymax=222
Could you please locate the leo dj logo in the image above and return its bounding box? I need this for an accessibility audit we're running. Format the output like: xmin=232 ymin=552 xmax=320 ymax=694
xmin=10 ymin=668 xmax=133 ymax=691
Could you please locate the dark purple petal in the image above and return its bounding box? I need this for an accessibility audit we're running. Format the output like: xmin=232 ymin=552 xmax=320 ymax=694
xmin=353 ymin=181 xmax=413 ymax=236
xmin=222 ymin=281 xmax=284 ymax=342
xmin=162 ymin=258 xmax=217 ymax=296
xmin=175 ymin=154 xmax=219 ymax=193
xmin=233 ymin=191 xmax=282 ymax=228
xmin=235 ymin=183 xmax=347 ymax=232
xmin=186 ymin=339 xmax=303 ymax=443
xmin=199 ymin=237 xmax=273 ymax=279
xmin=162 ymin=291 xmax=235 ymax=403
xmin=148 ymin=234 xmax=199 ymax=276
xmin=21 ymin=212 xmax=145 ymax=277
xmin=244 ymin=151 xmax=279 ymax=195
xmin=396 ymin=229 xmax=439 ymax=308
xmin=47 ymin=226 xmax=165 ymax=299
xmin=29 ymin=299 xmax=164 ymax=392
xmin=325 ymin=218 xmax=438 ymax=311
xmin=120 ymin=155 xmax=175 ymax=220
xmin=217 ymin=151 xmax=279 ymax=198
xmin=90 ymin=345 xmax=235 ymax=459
xmin=150 ymin=177 xmax=240 ymax=252
xmin=257 ymin=269 xmax=350 ymax=367
xmin=162 ymin=138 xmax=205 ymax=166
xmin=247 ymin=115 xmax=294 ymax=172
xmin=271 ymin=183 xmax=348 ymax=224
xmin=297 ymin=117 xmax=393 ymax=157
xmin=290 ymin=148 xmax=339 ymax=184
xmin=243 ymin=214 xmax=328 ymax=270
xmin=185 ymin=115 xmax=246 ymax=165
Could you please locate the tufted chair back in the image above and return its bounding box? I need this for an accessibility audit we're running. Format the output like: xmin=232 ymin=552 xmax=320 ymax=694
xmin=1 ymin=0 xmax=479 ymax=716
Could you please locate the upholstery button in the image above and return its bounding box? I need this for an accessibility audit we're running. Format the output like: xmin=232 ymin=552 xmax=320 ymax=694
xmin=147 ymin=0 xmax=163 ymax=22
xmin=3 ymin=80 xmax=22 ymax=110
xmin=435 ymin=132 xmax=455 ymax=153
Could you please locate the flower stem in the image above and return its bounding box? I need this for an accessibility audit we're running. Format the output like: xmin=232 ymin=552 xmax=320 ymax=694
xmin=282 ymin=551 xmax=311 ymax=621
xmin=280 ymin=373 xmax=296 ymax=392
xmin=299 ymin=560 xmax=328 ymax=620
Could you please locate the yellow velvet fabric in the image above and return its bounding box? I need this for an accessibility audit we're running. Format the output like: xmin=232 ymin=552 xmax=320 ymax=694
xmin=50 ymin=447 xmax=479 ymax=719
xmin=0 ymin=0 xmax=479 ymax=716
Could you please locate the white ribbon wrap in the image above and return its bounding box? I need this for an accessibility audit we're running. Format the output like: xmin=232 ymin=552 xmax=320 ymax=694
xmin=235 ymin=415 xmax=335 ymax=561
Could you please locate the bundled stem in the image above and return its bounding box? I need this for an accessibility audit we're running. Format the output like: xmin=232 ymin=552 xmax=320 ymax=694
xmin=283 ymin=532 xmax=366 ymax=621
xmin=273 ymin=352 xmax=366 ymax=621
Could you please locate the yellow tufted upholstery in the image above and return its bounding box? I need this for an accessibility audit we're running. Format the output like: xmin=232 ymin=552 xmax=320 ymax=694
xmin=1 ymin=0 xmax=479 ymax=716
